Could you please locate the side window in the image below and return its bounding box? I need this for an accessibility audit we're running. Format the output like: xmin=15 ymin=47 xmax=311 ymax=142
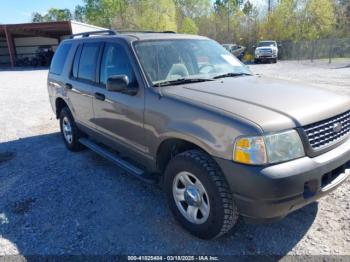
xmin=100 ymin=43 xmax=136 ymax=87
xmin=50 ymin=42 xmax=72 ymax=75
xmin=72 ymin=44 xmax=82 ymax=79
xmin=77 ymin=42 xmax=100 ymax=82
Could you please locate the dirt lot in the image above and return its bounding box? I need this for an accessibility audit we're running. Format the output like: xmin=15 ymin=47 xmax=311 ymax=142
xmin=0 ymin=60 xmax=350 ymax=257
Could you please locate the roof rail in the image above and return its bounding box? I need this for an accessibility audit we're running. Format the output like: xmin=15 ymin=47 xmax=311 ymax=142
xmin=118 ymin=30 xmax=176 ymax=34
xmin=69 ymin=30 xmax=117 ymax=39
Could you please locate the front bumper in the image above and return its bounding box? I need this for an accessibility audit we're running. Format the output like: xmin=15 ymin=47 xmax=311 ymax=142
xmin=255 ymin=54 xmax=277 ymax=59
xmin=215 ymin=138 xmax=350 ymax=222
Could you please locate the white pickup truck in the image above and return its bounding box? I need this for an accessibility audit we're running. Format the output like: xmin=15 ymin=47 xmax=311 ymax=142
xmin=254 ymin=40 xmax=279 ymax=63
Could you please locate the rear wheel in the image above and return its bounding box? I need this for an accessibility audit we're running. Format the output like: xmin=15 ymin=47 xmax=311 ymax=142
xmin=164 ymin=150 xmax=238 ymax=239
xmin=59 ymin=107 xmax=84 ymax=151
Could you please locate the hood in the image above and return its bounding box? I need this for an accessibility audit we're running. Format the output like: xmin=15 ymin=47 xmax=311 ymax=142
xmin=161 ymin=76 xmax=350 ymax=133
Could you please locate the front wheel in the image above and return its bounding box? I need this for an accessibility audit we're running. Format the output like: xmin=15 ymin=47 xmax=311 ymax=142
xmin=164 ymin=150 xmax=238 ymax=239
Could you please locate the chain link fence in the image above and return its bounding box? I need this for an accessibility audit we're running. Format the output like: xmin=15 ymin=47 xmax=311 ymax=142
xmin=278 ymin=37 xmax=350 ymax=63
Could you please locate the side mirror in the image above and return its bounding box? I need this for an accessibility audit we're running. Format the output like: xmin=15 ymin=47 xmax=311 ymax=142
xmin=106 ymin=75 xmax=137 ymax=95
xmin=278 ymin=44 xmax=282 ymax=47
xmin=252 ymin=45 xmax=256 ymax=48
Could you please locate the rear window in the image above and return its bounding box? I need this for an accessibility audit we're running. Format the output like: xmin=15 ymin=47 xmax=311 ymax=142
xmin=50 ymin=43 xmax=72 ymax=75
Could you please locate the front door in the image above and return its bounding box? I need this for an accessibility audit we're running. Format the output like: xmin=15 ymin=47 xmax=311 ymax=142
xmin=92 ymin=41 xmax=146 ymax=154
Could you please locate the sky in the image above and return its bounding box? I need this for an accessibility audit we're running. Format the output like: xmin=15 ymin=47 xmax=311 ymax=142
xmin=0 ymin=0 xmax=267 ymax=24
xmin=0 ymin=0 xmax=84 ymax=24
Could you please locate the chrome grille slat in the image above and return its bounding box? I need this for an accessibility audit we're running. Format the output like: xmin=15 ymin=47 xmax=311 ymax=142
xmin=303 ymin=110 xmax=350 ymax=150
xmin=308 ymin=122 xmax=350 ymax=141
xmin=304 ymin=113 xmax=350 ymax=132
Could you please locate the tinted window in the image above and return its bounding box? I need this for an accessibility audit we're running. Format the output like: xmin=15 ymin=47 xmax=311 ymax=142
xmin=50 ymin=43 xmax=72 ymax=75
xmin=72 ymin=44 xmax=82 ymax=78
xmin=100 ymin=43 xmax=136 ymax=86
xmin=78 ymin=43 xmax=100 ymax=82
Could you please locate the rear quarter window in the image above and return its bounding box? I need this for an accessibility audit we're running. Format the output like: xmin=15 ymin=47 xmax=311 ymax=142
xmin=50 ymin=42 xmax=72 ymax=75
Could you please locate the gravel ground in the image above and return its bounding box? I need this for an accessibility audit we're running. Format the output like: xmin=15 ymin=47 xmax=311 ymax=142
xmin=0 ymin=61 xmax=349 ymax=257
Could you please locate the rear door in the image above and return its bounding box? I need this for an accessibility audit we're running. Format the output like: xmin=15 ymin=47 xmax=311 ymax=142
xmin=92 ymin=40 xmax=146 ymax=155
xmin=67 ymin=41 xmax=102 ymax=128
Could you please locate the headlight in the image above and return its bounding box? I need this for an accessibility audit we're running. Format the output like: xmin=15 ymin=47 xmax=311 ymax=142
xmin=234 ymin=130 xmax=305 ymax=165
xmin=234 ymin=136 xmax=267 ymax=165
xmin=255 ymin=49 xmax=260 ymax=55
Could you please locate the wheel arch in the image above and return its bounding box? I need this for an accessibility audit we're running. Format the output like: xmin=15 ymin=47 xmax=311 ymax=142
xmin=55 ymin=97 xmax=69 ymax=119
xmin=156 ymin=137 xmax=212 ymax=173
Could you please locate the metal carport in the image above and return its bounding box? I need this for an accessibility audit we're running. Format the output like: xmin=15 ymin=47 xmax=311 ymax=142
xmin=0 ymin=21 xmax=106 ymax=67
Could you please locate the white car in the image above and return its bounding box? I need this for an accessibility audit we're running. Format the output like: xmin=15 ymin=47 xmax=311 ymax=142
xmin=254 ymin=41 xmax=279 ymax=63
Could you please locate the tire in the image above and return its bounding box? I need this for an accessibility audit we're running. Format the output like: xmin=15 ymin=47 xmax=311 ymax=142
xmin=254 ymin=59 xmax=259 ymax=64
xmin=59 ymin=107 xmax=84 ymax=151
xmin=164 ymin=150 xmax=238 ymax=239
xmin=273 ymin=58 xmax=277 ymax=63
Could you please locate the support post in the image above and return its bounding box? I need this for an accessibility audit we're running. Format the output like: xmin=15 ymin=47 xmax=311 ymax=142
xmin=4 ymin=25 xmax=16 ymax=68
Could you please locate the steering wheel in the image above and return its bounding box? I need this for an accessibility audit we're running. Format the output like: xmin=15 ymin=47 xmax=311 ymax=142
xmin=199 ymin=64 xmax=215 ymax=74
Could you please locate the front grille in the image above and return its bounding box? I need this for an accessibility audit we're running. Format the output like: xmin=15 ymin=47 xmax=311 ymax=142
xmin=259 ymin=49 xmax=272 ymax=55
xmin=303 ymin=110 xmax=350 ymax=150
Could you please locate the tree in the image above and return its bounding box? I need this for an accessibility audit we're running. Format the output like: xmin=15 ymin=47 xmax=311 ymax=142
xmin=31 ymin=0 xmax=348 ymax=45
xmin=300 ymin=0 xmax=336 ymax=40
xmin=31 ymin=8 xmax=73 ymax=22
xmin=180 ymin=17 xmax=199 ymax=34
xmin=126 ymin=0 xmax=177 ymax=31
xmin=260 ymin=0 xmax=298 ymax=41
xmin=81 ymin=0 xmax=128 ymax=28
xmin=174 ymin=0 xmax=211 ymax=18
xmin=32 ymin=12 xmax=44 ymax=23
xmin=173 ymin=0 xmax=211 ymax=32
xmin=74 ymin=5 xmax=86 ymax=22
xmin=334 ymin=0 xmax=350 ymax=37
xmin=242 ymin=0 xmax=253 ymax=16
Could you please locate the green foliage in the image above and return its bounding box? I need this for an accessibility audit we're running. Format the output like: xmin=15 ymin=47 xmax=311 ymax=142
xmin=261 ymin=0 xmax=298 ymax=41
xmin=242 ymin=1 xmax=253 ymax=15
xmin=179 ymin=17 xmax=199 ymax=34
xmin=301 ymin=0 xmax=336 ymax=40
xmin=260 ymin=0 xmax=336 ymax=41
xmin=335 ymin=0 xmax=350 ymax=36
xmin=174 ymin=0 xmax=211 ymax=18
xmin=125 ymin=0 xmax=177 ymax=31
xmin=32 ymin=8 xmax=72 ymax=22
xmin=32 ymin=0 xmax=347 ymax=44
xmin=80 ymin=0 xmax=128 ymax=28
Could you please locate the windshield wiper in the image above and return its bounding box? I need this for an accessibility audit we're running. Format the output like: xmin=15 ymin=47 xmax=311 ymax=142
xmin=154 ymin=78 xmax=214 ymax=87
xmin=213 ymin=72 xmax=251 ymax=79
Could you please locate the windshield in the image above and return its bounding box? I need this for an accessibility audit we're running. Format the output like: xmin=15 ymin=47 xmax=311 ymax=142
xmin=258 ymin=41 xmax=276 ymax=47
xmin=222 ymin=44 xmax=230 ymax=50
xmin=134 ymin=39 xmax=251 ymax=85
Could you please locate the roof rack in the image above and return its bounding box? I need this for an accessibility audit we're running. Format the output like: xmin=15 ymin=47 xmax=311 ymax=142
xmin=118 ymin=30 xmax=176 ymax=34
xmin=69 ymin=30 xmax=117 ymax=39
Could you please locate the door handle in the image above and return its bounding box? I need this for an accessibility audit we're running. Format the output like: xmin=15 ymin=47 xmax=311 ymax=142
xmin=65 ymin=83 xmax=73 ymax=90
xmin=94 ymin=92 xmax=105 ymax=101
